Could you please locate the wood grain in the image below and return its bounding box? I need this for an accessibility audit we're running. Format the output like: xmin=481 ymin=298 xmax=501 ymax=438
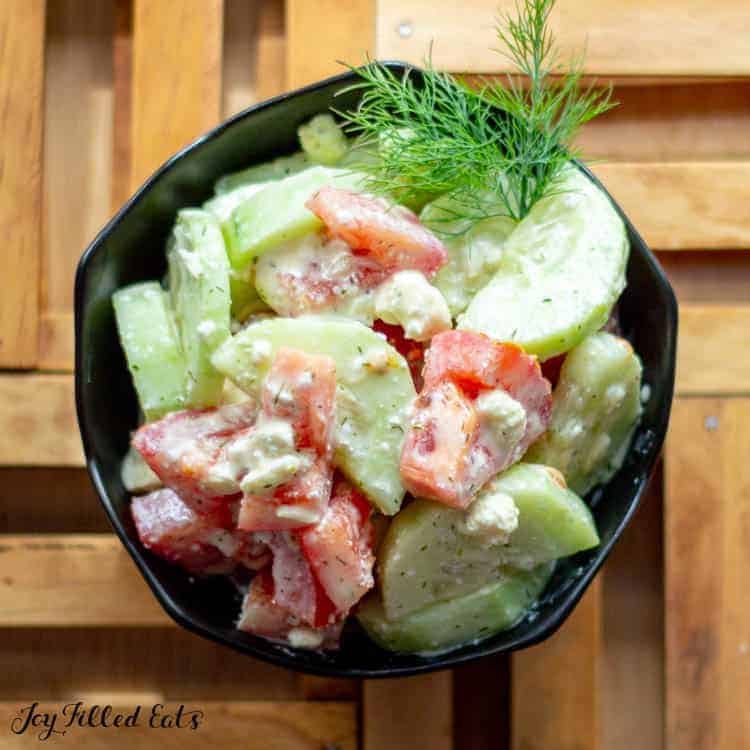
xmin=130 ymin=0 xmax=223 ymax=189
xmin=111 ymin=0 xmax=132 ymax=213
xmin=42 ymin=0 xmax=114 ymax=373
xmin=512 ymin=579 xmax=601 ymax=750
xmin=665 ymin=399 xmax=750 ymax=749
xmin=0 ymin=0 xmax=45 ymax=368
xmin=0 ymin=534 xmax=169 ymax=626
xmin=677 ymin=306 xmax=750 ymax=396
xmin=602 ymin=468 xmax=664 ymax=750
xmin=658 ymin=252 xmax=750 ymax=305
xmin=592 ymin=162 xmax=750 ymax=251
xmin=0 ymin=374 xmax=82 ymax=466
xmin=0 ymin=701 xmax=356 ymax=749
xmin=363 ymin=672 xmax=453 ymax=750
xmin=286 ymin=0 xmax=374 ymax=89
xmin=376 ymin=0 xmax=750 ymax=76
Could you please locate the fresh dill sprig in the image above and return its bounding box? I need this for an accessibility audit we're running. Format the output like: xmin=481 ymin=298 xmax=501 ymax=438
xmin=336 ymin=0 xmax=615 ymax=223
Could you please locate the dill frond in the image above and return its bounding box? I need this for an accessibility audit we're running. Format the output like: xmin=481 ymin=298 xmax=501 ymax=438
xmin=336 ymin=0 xmax=615 ymax=223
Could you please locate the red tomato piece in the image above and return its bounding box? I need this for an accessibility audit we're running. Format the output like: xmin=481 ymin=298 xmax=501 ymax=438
xmin=297 ymin=477 xmax=375 ymax=613
xmin=400 ymin=331 xmax=552 ymax=508
xmin=372 ymin=319 xmax=425 ymax=390
xmin=132 ymin=402 xmax=258 ymax=514
xmin=541 ymin=354 xmax=566 ymax=388
xmin=306 ymin=186 xmax=448 ymax=277
xmin=237 ymin=569 xmax=345 ymax=648
xmin=238 ymin=348 xmax=337 ymax=532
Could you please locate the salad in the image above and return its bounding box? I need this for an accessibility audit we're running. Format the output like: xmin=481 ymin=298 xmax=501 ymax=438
xmin=113 ymin=1 xmax=644 ymax=655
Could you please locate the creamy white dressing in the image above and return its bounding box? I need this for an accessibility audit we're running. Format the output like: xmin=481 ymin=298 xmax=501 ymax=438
xmin=460 ymin=488 xmax=519 ymax=548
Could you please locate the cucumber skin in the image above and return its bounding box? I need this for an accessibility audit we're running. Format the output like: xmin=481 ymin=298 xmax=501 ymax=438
xmin=168 ymin=209 xmax=232 ymax=408
xmin=458 ymin=167 xmax=628 ymax=360
xmin=214 ymin=152 xmax=311 ymax=194
xmin=525 ymin=332 xmax=643 ymax=495
xmin=211 ymin=316 xmax=416 ymax=515
xmin=112 ymin=281 xmax=187 ymax=420
xmin=221 ymin=167 xmax=365 ymax=273
xmin=357 ymin=562 xmax=554 ymax=654
xmin=380 ymin=463 xmax=599 ymax=620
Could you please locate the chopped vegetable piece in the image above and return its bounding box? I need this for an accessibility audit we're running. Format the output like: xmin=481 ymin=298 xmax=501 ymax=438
xmin=372 ymin=320 xmax=425 ymax=389
xmin=215 ymin=152 xmax=310 ymax=194
xmin=525 ymin=332 xmax=643 ymax=494
xmin=113 ymin=281 xmax=187 ymax=420
xmin=380 ymin=464 xmax=598 ymax=619
xmin=121 ymin=446 xmax=162 ymax=493
xmin=358 ymin=562 xmax=554 ymax=654
xmin=167 ymin=209 xmax=232 ymax=407
xmin=298 ymin=478 xmax=375 ymax=612
xmin=212 ymin=317 xmax=416 ymax=515
xmin=306 ymin=187 xmax=448 ymax=277
xmin=298 ymin=114 xmax=349 ymax=166
xmin=401 ymin=331 xmax=552 ymax=508
xmin=132 ymin=401 xmax=259 ymax=513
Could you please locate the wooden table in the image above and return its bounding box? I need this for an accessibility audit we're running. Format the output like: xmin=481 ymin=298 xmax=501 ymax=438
xmin=1 ymin=1 xmax=748 ymax=748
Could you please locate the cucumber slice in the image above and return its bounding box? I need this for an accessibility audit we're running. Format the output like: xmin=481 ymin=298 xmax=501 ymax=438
xmin=298 ymin=114 xmax=349 ymax=166
xmin=113 ymin=281 xmax=186 ymax=420
xmin=222 ymin=167 xmax=366 ymax=272
xmin=204 ymin=182 xmax=268 ymax=223
xmin=214 ymin=152 xmax=310 ymax=194
xmin=357 ymin=562 xmax=554 ymax=654
xmin=211 ymin=316 xmax=416 ymax=514
xmin=121 ymin=446 xmax=162 ymax=493
xmin=167 ymin=209 xmax=231 ymax=407
xmin=458 ymin=167 xmax=628 ymax=359
xmin=421 ymin=196 xmax=517 ymax=316
xmin=379 ymin=463 xmax=599 ymax=619
xmin=229 ymin=270 xmax=271 ymax=322
xmin=525 ymin=333 xmax=643 ymax=495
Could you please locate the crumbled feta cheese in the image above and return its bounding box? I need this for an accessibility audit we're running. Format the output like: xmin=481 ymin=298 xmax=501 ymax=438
xmin=202 ymin=529 xmax=241 ymax=557
xmin=287 ymin=627 xmax=324 ymax=649
xmin=475 ymin=389 xmax=527 ymax=446
xmin=460 ymin=489 xmax=519 ymax=547
xmin=249 ymin=339 xmax=272 ymax=365
xmin=196 ymin=319 xmax=217 ymax=338
xmin=275 ymin=505 xmax=321 ymax=524
xmin=354 ymin=347 xmax=392 ymax=374
xmin=374 ymin=270 xmax=451 ymax=342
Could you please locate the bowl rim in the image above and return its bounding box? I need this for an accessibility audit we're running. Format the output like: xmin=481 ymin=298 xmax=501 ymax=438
xmin=75 ymin=61 xmax=678 ymax=678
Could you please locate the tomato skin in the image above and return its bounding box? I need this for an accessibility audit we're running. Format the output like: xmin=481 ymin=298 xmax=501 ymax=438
xmin=306 ymin=187 xmax=448 ymax=277
xmin=372 ymin=319 xmax=425 ymax=390
xmin=541 ymin=354 xmax=565 ymax=388
xmin=297 ymin=478 xmax=376 ymax=613
xmin=400 ymin=331 xmax=552 ymax=508
xmin=132 ymin=402 xmax=258 ymax=514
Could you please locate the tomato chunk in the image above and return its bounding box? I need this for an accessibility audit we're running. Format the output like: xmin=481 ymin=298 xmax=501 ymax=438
xmin=400 ymin=331 xmax=552 ymax=508
xmin=372 ymin=319 xmax=425 ymax=389
xmin=306 ymin=186 xmax=448 ymax=277
xmin=298 ymin=477 xmax=375 ymax=612
xmin=131 ymin=488 xmax=268 ymax=574
xmin=237 ymin=348 xmax=337 ymax=532
xmin=132 ymin=402 xmax=258 ymax=514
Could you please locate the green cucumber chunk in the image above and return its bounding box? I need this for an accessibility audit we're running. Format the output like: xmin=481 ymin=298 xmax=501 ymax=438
xmin=357 ymin=562 xmax=554 ymax=654
xmin=167 ymin=209 xmax=231 ymax=408
xmin=380 ymin=463 xmax=599 ymax=619
xmin=458 ymin=167 xmax=628 ymax=359
xmin=228 ymin=270 xmax=271 ymax=322
xmin=121 ymin=446 xmax=162 ymax=493
xmin=525 ymin=332 xmax=643 ymax=495
xmin=204 ymin=182 xmax=268 ymax=223
xmin=214 ymin=151 xmax=310 ymax=194
xmin=112 ymin=281 xmax=187 ymax=420
xmin=421 ymin=195 xmax=517 ymax=316
xmin=297 ymin=114 xmax=349 ymax=166
xmin=211 ymin=316 xmax=416 ymax=514
xmin=222 ymin=166 xmax=366 ymax=272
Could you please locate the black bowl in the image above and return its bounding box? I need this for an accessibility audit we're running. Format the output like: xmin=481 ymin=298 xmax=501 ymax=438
xmin=75 ymin=62 xmax=677 ymax=678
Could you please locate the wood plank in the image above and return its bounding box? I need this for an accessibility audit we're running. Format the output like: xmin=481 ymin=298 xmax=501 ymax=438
xmin=0 ymin=0 xmax=45 ymax=368
xmin=0 ymin=701 xmax=356 ymax=749
xmin=376 ymin=0 xmax=750 ymax=76
xmin=130 ymin=0 xmax=223 ymax=189
xmin=286 ymin=0 xmax=374 ymax=89
xmin=111 ymin=0 xmax=132 ymax=212
xmin=0 ymin=628 xmax=299 ymax=700
xmin=677 ymin=306 xmax=750 ymax=396
xmin=602 ymin=467 xmax=664 ymax=750
xmin=0 ymin=534 xmax=169 ymax=626
xmin=665 ymin=399 xmax=750 ymax=749
xmin=512 ymin=579 xmax=601 ymax=750
xmin=42 ymin=0 xmax=114 ymax=372
xmin=658 ymin=251 xmax=750 ymax=305
xmin=0 ymin=374 xmax=83 ymax=466
xmin=363 ymin=672 xmax=452 ymax=750
xmin=592 ymin=162 xmax=750 ymax=251
xmin=299 ymin=675 xmax=358 ymax=701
